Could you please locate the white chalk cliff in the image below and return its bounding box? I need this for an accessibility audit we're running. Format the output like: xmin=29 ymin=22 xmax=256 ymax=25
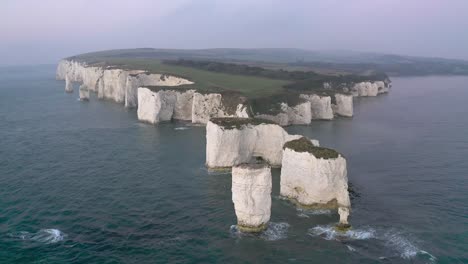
xmin=300 ymin=94 xmax=334 ymax=120
xmin=79 ymin=85 xmax=89 ymax=101
xmin=57 ymin=60 xmax=193 ymax=108
xmin=333 ymin=94 xmax=353 ymax=117
xmin=137 ymin=88 xmax=249 ymax=124
xmin=232 ymin=163 xmax=272 ymax=232
xmin=255 ymin=101 xmax=311 ymax=126
xmin=57 ymin=59 xmax=390 ymax=126
xmin=65 ymin=76 xmax=74 ymax=93
xmin=206 ymin=118 xmax=319 ymax=168
xmin=351 ymin=81 xmax=389 ymax=97
xmin=280 ymin=137 xmax=351 ymax=226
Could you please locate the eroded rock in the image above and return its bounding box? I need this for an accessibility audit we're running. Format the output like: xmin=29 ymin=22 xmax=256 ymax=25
xmin=79 ymin=85 xmax=89 ymax=101
xmin=280 ymin=137 xmax=351 ymax=225
xmin=206 ymin=118 xmax=319 ymax=168
xmin=333 ymin=94 xmax=353 ymax=117
xmin=300 ymin=94 xmax=334 ymax=120
xmin=65 ymin=76 xmax=74 ymax=93
xmin=232 ymin=163 xmax=272 ymax=232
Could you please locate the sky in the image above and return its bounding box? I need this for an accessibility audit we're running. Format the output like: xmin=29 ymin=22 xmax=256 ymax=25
xmin=1 ymin=0 xmax=468 ymax=65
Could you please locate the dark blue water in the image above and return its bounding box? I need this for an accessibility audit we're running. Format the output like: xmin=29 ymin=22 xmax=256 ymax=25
xmin=0 ymin=65 xmax=467 ymax=263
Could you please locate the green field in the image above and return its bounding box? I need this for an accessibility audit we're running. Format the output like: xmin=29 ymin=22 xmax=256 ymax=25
xmin=86 ymin=58 xmax=291 ymax=98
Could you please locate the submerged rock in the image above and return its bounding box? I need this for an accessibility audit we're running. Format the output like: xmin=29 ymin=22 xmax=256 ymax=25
xmin=232 ymin=163 xmax=272 ymax=232
xmin=280 ymin=137 xmax=351 ymax=225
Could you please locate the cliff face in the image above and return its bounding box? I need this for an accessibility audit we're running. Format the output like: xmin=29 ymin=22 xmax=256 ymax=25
xmin=300 ymin=94 xmax=334 ymax=120
xmin=205 ymin=119 xmax=319 ymax=168
xmin=255 ymin=101 xmax=311 ymax=126
xmin=333 ymin=94 xmax=353 ymax=117
xmin=57 ymin=59 xmax=391 ymax=125
xmin=351 ymin=80 xmax=389 ymax=97
xmin=126 ymin=73 xmax=193 ymax=108
xmin=137 ymin=88 xmax=249 ymax=124
xmin=57 ymin=60 xmax=193 ymax=107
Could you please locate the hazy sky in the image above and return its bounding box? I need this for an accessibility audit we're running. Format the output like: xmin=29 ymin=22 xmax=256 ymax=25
xmin=1 ymin=0 xmax=468 ymax=65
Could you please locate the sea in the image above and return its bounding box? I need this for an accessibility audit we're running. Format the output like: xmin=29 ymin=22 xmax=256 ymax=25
xmin=0 ymin=65 xmax=467 ymax=263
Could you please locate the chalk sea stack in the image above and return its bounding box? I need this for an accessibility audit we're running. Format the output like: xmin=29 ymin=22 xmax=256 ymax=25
xmin=232 ymin=163 xmax=272 ymax=232
xmin=79 ymin=84 xmax=89 ymax=101
xmin=280 ymin=137 xmax=351 ymax=226
xmin=65 ymin=76 xmax=74 ymax=93
xmin=205 ymin=117 xmax=319 ymax=169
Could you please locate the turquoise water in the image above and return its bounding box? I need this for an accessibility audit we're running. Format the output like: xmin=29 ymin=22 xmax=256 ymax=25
xmin=0 ymin=65 xmax=467 ymax=263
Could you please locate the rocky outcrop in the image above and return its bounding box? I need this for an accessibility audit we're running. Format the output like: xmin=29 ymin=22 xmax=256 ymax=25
xmin=137 ymin=88 xmax=249 ymax=124
xmin=57 ymin=60 xmax=193 ymax=107
xmin=65 ymin=76 xmax=74 ymax=93
xmin=300 ymin=94 xmax=334 ymax=120
xmin=79 ymin=85 xmax=89 ymax=101
xmin=173 ymin=90 xmax=196 ymax=120
xmin=206 ymin=118 xmax=319 ymax=168
xmin=137 ymin=88 xmax=177 ymax=124
xmin=280 ymin=137 xmax=351 ymax=226
xmin=125 ymin=73 xmax=194 ymax=108
xmin=255 ymin=101 xmax=311 ymax=126
xmin=332 ymin=94 xmax=353 ymax=117
xmin=57 ymin=59 xmax=390 ymax=127
xmin=192 ymin=93 xmax=223 ymax=124
xmin=232 ymin=163 xmax=272 ymax=232
xmin=351 ymin=81 xmax=388 ymax=97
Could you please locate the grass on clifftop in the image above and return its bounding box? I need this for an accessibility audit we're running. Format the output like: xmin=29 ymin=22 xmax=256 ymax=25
xmin=210 ymin=117 xmax=275 ymax=129
xmin=284 ymin=137 xmax=340 ymax=159
xmin=80 ymin=58 xmax=291 ymax=98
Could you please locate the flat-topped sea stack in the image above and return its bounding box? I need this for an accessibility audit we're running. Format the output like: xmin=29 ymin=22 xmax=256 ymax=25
xmin=65 ymin=76 xmax=74 ymax=93
xmin=232 ymin=163 xmax=272 ymax=232
xmin=206 ymin=117 xmax=319 ymax=169
xmin=280 ymin=137 xmax=351 ymax=227
xmin=79 ymin=85 xmax=89 ymax=101
xmin=57 ymin=49 xmax=390 ymax=126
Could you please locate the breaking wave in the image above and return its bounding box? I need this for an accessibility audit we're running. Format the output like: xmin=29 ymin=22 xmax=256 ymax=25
xmin=230 ymin=222 xmax=290 ymax=241
xmin=309 ymin=225 xmax=437 ymax=262
xmin=309 ymin=225 xmax=376 ymax=241
xmin=382 ymin=230 xmax=437 ymax=261
xmin=9 ymin=228 xmax=66 ymax=244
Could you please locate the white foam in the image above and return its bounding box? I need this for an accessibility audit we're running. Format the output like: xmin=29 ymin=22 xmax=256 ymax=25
xmin=309 ymin=225 xmax=437 ymax=262
xmin=10 ymin=229 xmax=66 ymax=244
xmin=297 ymin=208 xmax=332 ymax=218
xmin=382 ymin=231 xmax=437 ymax=262
xmin=230 ymin=222 xmax=290 ymax=241
xmin=260 ymin=222 xmax=290 ymax=241
xmin=174 ymin=127 xmax=190 ymax=131
xmin=309 ymin=225 xmax=376 ymax=241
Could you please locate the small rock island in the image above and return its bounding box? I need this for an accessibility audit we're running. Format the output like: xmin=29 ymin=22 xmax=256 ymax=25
xmin=205 ymin=117 xmax=350 ymax=232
